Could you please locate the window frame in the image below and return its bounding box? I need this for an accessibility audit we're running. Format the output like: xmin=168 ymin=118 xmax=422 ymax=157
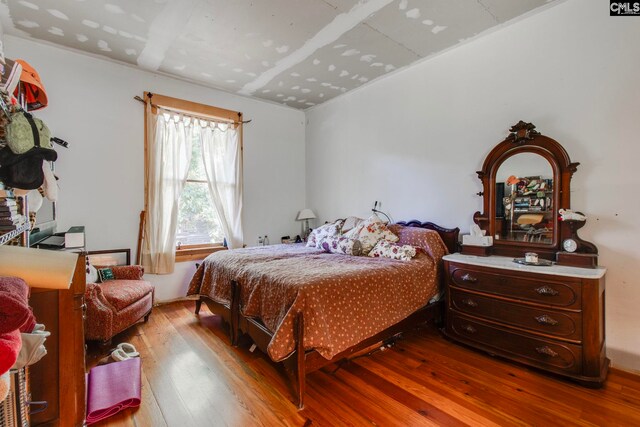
xmin=143 ymin=92 xmax=244 ymax=261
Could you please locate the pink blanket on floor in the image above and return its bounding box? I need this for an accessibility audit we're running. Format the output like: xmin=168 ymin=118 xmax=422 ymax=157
xmin=85 ymin=358 xmax=141 ymax=425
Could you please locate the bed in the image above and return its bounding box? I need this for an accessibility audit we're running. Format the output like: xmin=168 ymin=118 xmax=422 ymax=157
xmin=186 ymin=220 xmax=459 ymax=408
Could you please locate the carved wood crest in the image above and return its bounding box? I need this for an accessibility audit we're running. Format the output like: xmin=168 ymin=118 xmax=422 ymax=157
xmin=509 ymin=121 xmax=540 ymax=144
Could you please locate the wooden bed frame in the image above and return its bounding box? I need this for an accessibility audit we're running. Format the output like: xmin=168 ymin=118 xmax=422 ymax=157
xmin=194 ymin=220 xmax=459 ymax=408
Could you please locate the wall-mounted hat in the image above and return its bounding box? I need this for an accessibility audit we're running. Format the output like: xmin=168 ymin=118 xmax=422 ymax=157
xmin=14 ymin=60 xmax=47 ymax=110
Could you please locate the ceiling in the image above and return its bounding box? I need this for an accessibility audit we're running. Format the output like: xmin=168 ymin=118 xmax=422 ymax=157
xmin=0 ymin=0 xmax=558 ymax=109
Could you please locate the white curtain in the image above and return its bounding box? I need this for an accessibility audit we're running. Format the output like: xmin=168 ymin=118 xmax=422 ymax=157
xmin=201 ymin=122 xmax=244 ymax=249
xmin=142 ymin=109 xmax=193 ymax=274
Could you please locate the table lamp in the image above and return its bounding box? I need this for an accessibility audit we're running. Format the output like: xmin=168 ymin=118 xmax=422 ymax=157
xmin=296 ymin=208 xmax=316 ymax=239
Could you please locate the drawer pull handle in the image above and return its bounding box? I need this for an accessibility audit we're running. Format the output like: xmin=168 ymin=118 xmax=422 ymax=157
xmin=535 ymin=286 xmax=559 ymax=296
xmin=462 ymin=324 xmax=477 ymax=334
xmin=461 ymin=273 xmax=478 ymax=283
xmin=535 ymin=346 xmax=559 ymax=357
xmin=535 ymin=314 xmax=559 ymax=326
xmin=462 ymin=298 xmax=478 ymax=308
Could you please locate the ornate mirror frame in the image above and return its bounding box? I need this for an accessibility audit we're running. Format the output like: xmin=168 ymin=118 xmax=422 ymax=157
xmin=473 ymin=121 xmax=580 ymax=260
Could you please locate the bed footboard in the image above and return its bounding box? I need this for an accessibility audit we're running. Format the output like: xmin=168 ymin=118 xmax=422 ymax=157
xmin=275 ymin=299 xmax=442 ymax=409
xmin=195 ymin=281 xmax=240 ymax=345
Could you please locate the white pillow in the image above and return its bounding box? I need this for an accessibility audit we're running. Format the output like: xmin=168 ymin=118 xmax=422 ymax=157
xmin=341 ymin=216 xmax=363 ymax=234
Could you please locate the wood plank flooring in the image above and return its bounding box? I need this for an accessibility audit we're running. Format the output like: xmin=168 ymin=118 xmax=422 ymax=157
xmin=86 ymin=301 xmax=640 ymax=426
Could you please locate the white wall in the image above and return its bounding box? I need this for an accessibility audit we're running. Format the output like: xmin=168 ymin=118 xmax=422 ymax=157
xmin=305 ymin=0 xmax=640 ymax=372
xmin=5 ymin=35 xmax=306 ymax=302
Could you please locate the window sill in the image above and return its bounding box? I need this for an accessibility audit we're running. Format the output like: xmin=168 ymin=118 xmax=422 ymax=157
xmin=175 ymin=245 xmax=226 ymax=262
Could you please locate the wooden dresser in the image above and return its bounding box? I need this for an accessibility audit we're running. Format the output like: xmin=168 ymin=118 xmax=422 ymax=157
xmin=443 ymin=253 xmax=608 ymax=386
xmin=29 ymin=253 xmax=87 ymax=426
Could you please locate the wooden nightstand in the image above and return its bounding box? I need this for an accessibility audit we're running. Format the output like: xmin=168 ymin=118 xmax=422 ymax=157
xmin=442 ymin=253 xmax=608 ymax=387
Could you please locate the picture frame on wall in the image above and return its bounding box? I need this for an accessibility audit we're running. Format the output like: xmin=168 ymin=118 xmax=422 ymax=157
xmin=87 ymin=248 xmax=131 ymax=266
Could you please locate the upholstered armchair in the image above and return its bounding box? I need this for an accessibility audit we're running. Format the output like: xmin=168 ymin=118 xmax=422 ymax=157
xmin=84 ymin=265 xmax=154 ymax=345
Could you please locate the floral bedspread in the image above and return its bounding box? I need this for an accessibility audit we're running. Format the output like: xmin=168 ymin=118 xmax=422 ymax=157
xmin=187 ymin=227 xmax=447 ymax=362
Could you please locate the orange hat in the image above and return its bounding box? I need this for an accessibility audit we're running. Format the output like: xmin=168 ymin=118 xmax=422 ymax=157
xmin=14 ymin=59 xmax=47 ymax=110
xmin=506 ymin=175 xmax=520 ymax=186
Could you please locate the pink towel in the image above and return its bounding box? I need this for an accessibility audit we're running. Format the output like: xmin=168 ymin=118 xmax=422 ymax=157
xmin=0 ymin=276 xmax=34 ymax=334
xmin=86 ymin=358 xmax=141 ymax=425
xmin=0 ymin=330 xmax=21 ymax=375
xmin=19 ymin=307 xmax=36 ymax=333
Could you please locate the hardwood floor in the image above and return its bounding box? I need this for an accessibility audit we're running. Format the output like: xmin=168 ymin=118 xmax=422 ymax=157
xmin=87 ymin=301 xmax=640 ymax=426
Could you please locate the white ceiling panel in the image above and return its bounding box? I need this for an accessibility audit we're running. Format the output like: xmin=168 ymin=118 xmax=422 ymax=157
xmin=364 ymin=0 xmax=499 ymax=57
xmin=0 ymin=0 xmax=560 ymax=109
xmin=477 ymin=0 xmax=552 ymax=22
xmin=4 ymin=0 xmax=164 ymax=64
xmin=257 ymin=23 xmax=420 ymax=107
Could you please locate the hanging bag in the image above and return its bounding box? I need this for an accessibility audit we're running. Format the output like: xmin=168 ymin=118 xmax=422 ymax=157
xmin=0 ymin=110 xmax=57 ymax=190
xmin=5 ymin=109 xmax=53 ymax=153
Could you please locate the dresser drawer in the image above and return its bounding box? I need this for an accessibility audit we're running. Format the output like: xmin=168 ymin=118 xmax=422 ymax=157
xmin=449 ymin=313 xmax=583 ymax=374
xmin=449 ymin=264 xmax=581 ymax=308
xmin=450 ymin=288 xmax=582 ymax=341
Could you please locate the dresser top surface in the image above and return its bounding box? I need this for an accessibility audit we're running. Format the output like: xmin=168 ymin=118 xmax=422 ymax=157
xmin=443 ymin=253 xmax=606 ymax=279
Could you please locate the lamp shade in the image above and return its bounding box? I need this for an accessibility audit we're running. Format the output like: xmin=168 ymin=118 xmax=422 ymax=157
xmin=296 ymin=208 xmax=316 ymax=221
xmin=0 ymin=246 xmax=78 ymax=289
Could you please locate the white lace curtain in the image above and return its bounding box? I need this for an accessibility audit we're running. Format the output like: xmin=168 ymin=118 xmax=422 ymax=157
xmin=142 ymin=107 xmax=243 ymax=274
xmin=201 ymin=122 xmax=244 ymax=249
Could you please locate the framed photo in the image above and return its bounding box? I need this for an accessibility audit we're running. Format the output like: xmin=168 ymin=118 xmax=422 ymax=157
xmin=88 ymin=248 xmax=131 ymax=266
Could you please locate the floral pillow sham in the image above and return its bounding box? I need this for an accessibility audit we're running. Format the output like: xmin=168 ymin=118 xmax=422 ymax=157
xmin=306 ymin=220 xmax=343 ymax=248
xmin=368 ymin=239 xmax=417 ymax=261
xmin=344 ymin=214 xmax=398 ymax=254
xmin=319 ymin=235 xmax=363 ymax=256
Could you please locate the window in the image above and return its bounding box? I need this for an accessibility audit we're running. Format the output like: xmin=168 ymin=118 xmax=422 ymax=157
xmin=176 ymin=134 xmax=225 ymax=247
xmin=142 ymin=93 xmax=244 ymax=268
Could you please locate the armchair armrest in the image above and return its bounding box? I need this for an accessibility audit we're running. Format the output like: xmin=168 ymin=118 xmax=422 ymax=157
xmin=110 ymin=265 xmax=145 ymax=281
xmin=85 ymin=283 xmax=114 ymax=311
xmin=84 ymin=283 xmax=115 ymax=342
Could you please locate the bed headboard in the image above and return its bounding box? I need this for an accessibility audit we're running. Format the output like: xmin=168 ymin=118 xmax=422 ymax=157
xmin=395 ymin=220 xmax=460 ymax=254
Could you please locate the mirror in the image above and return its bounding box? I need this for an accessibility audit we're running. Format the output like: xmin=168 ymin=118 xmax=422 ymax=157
xmin=473 ymin=121 xmax=579 ymax=260
xmin=495 ymin=153 xmax=554 ymax=244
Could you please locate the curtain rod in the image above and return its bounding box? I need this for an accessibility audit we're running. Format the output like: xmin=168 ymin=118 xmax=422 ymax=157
xmin=133 ymin=94 xmax=252 ymax=125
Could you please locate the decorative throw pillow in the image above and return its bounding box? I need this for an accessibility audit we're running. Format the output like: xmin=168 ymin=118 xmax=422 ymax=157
xmin=97 ymin=267 xmax=115 ymax=282
xmin=344 ymin=214 xmax=398 ymax=254
xmin=306 ymin=220 xmax=343 ymax=248
xmin=368 ymin=240 xmax=417 ymax=261
xmin=320 ymin=235 xmax=363 ymax=256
